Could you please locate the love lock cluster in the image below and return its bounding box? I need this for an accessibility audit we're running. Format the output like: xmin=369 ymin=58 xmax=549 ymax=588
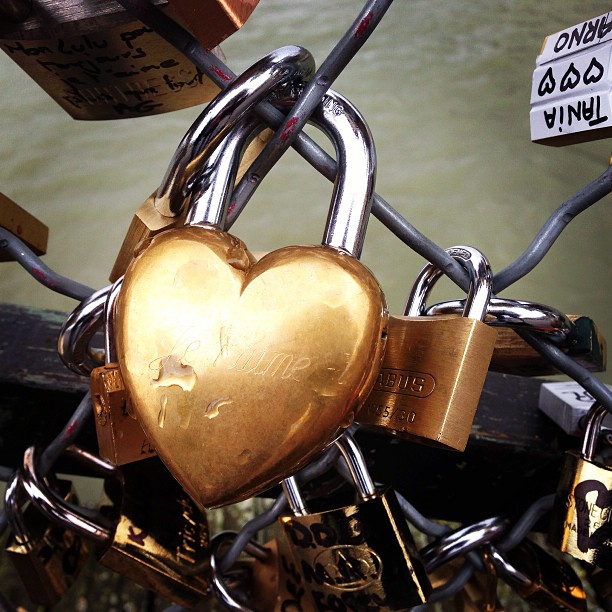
xmin=4 ymin=42 xmax=612 ymax=612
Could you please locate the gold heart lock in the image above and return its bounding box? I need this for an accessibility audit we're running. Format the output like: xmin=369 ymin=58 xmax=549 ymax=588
xmin=116 ymin=86 xmax=387 ymax=508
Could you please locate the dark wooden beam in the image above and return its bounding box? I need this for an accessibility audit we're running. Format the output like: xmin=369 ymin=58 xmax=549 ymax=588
xmin=0 ymin=302 xmax=573 ymax=522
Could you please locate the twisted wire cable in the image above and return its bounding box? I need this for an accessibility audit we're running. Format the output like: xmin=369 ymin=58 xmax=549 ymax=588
xmin=113 ymin=0 xmax=472 ymax=289
xmin=227 ymin=0 xmax=395 ymax=220
xmin=0 ymin=227 xmax=94 ymax=300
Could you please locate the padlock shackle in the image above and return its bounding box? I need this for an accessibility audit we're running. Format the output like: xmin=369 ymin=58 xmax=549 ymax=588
xmin=309 ymin=91 xmax=376 ymax=258
xmin=155 ymin=45 xmax=315 ymax=217
xmin=4 ymin=472 xmax=31 ymax=548
xmin=185 ymin=115 xmax=264 ymax=229
xmin=487 ymin=545 xmax=532 ymax=589
xmin=420 ymin=516 xmax=509 ymax=573
xmin=104 ymin=276 xmax=123 ymax=364
xmin=425 ymin=297 xmax=574 ymax=342
xmin=20 ymin=446 xmax=113 ymax=547
xmin=58 ymin=284 xmax=109 ymax=376
xmin=210 ymin=531 xmax=259 ymax=612
xmin=405 ymin=245 xmax=492 ymax=321
xmin=281 ymin=475 xmax=309 ymax=517
xmin=582 ymin=402 xmax=609 ymax=461
xmin=334 ymin=432 xmax=377 ymax=501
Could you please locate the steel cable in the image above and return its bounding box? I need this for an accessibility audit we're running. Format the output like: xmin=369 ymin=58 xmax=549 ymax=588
xmin=517 ymin=329 xmax=612 ymax=413
xmin=0 ymin=227 xmax=95 ymax=300
xmin=493 ymin=162 xmax=612 ymax=293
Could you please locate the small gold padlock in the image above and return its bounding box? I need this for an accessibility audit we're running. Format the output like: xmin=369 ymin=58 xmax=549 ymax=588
xmin=91 ymin=277 xmax=156 ymax=465
xmin=279 ymin=433 xmax=432 ymax=610
xmin=249 ymin=537 xmax=316 ymax=611
xmin=548 ymin=402 xmax=612 ymax=570
xmin=20 ymin=446 xmax=212 ymax=608
xmin=108 ymin=127 xmax=272 ymax=282
xmin=4 ymin=473 xmax=90 ymax=607
xmin=357 ymin=245 xmax=498 ymax=451
xmin=0 ymin=0 xmax=236 ymax=119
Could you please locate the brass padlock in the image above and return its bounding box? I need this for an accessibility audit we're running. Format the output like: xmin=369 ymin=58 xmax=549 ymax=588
xmin=0 ymin=0 xmax=243 ymax=119
xmin=20 ymin=446 xmax=212 ymax=608
xmin=4 ymin=472 xmax=90 ymax=607
xmin=357 ymin=245 xmax=498 ymax=451
xmin=489 ymin=540 xmax=587 ymax=611
xmin=278 ymin=433 xmax=432 ymax=610
xmin=0 ymin=192 xmax=48 ymax=262
xmin=165 ymin=0 xmax=260 ymax=51
xmin=90 ymin=277 xmax=156 ymax=465
xmin=549 ymin=402 xmax=612 ymax=570
xmin=115 ymin=49 xmax=386 ymax=509
xmin=426 ymin=298 xmax=607 ymax=376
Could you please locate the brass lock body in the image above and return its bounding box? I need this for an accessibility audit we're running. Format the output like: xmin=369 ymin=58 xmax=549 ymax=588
xmin=91 ymin=278 xmax=156 ymax=465
xmin=428 ymin=298 xmax=607 ymax=377
xmin=98 ymin=460 xmax=211 ymax=607
xmin=0 ymin=0 xmax=229 ymax=119
xmin=279 ymin=434 xmax=431 ymax=610
xmin=491 ymin=539 xmax=587 ymax=611
xmin=549 ymin=403 xmax=612 ymax=570
xmin=108 ymin=127 xmax=272 ymax=283
xmin=249 ymin=537 xmax=316 ymax=611
xmin=358 ymin=246 xmax=497 ymax=451
xmin=4 ymin=476 xmax=90 ymax=607
xmin=91 ymin=363 xmax=156 ymax=465
xmin=0 ymin=192 xmax=48 ymax=261
xmin=491 ymin=313 xmax=607 ymax=376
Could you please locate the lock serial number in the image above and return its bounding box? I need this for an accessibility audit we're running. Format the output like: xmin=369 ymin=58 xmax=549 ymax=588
xmin=364 ymin=402 xmax=416 ymax=423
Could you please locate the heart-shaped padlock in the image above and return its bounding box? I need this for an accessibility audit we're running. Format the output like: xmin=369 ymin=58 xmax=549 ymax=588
xmin=115 ymin=81 xmax=387 ymax=507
